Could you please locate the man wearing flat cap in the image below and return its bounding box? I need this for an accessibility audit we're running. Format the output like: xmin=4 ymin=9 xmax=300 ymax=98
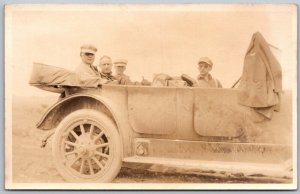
xmin=75 ymin=44 xmax=99 ymax=78
xmin=196 ymin=57 xmax=222 ymax=88
xmin=113 ymin=59 xmax=132 ymax=85
xmin=98 ymin=55 xmax=117 ymax=83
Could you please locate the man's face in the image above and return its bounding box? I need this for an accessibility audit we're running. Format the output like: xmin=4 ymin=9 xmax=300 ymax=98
xmin=114 ymin=66 xmax=126 ymax=75
xmin=198 ymin=62 xmax=212 ymax=76
xmin=100 ymin=62 xmax=113 ymax=73
xmin=81 ymin=52 xmax=95 ymax=65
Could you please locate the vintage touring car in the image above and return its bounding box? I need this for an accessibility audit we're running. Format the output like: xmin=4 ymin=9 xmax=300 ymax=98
xmin=29 ymin=69 xmax=293 ymax=183
xmin=29 ymin=33 xmax=293 ymax=183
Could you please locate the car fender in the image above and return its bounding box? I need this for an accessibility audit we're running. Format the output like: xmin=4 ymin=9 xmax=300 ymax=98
xmin=37 ymin=94 xmax=121 ymax=133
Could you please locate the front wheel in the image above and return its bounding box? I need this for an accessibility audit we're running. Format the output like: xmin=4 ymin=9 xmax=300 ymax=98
xmin=52 ymin=109 xmax=122 ymax=182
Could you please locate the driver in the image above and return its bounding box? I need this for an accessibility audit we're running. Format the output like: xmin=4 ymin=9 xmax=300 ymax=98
xmin=196 ymin=57 xmax=222 ymax=88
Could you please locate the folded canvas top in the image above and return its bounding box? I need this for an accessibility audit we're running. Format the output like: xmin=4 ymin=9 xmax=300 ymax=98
xmin=29 ymin=63 xmax=102 ymax=88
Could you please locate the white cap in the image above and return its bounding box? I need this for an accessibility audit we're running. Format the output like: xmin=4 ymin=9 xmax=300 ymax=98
xmin=114 ymin=59 xmax=128 ymax=67
xmin=80 ymin=44 xmax=97 ymax=54
xmin=198 ymin=57 xmax=213 ymax=67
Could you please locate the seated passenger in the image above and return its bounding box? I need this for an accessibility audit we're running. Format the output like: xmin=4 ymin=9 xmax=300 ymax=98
xmin=62 ymin=44 xmax=101 ymax=99
xmin=196 ymin=57 xmax=222 ymax=88
xmin=98 ymin=55 xmax=117 ymax=84
xmin=75 ymin=44 xmax=99 ymax=78
xmin=113 ymin=59 xmax=132 ymax=85
xmin=112 ymin=58 xmax=151 ymax=86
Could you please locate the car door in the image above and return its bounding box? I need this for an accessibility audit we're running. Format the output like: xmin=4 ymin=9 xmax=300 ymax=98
xmin=127 ymin=86 xmax=177 ymax=135
xmin=193 ymin=88 xmax=246 ymax=137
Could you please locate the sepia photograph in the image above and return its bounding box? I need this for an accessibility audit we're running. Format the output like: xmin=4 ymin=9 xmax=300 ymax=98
xmin=5 ymin=4 xmax=297 ymax=190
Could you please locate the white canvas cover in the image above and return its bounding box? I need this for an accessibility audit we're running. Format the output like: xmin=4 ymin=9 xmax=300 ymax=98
xmin=29 ymin=63 xmax=102 ymax=90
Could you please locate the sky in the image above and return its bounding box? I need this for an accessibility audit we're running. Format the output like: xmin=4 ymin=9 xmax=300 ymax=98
xmin=5 ymin=4 xmax=297 ymax=96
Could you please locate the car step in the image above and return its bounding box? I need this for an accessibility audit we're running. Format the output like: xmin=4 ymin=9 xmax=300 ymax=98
xmin=123 ymin=156 xmax=293 ymax=182
xmin=133 ymin=138 xmax=292 ymax=164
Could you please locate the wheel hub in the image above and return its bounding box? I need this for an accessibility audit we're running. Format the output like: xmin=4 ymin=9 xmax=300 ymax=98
xmin=77 ymin=139 xmax=96 ymax=158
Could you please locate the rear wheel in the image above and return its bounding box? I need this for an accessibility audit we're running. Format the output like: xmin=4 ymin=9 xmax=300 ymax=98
xmin=52 ymin=109 xmax=122 ymax=182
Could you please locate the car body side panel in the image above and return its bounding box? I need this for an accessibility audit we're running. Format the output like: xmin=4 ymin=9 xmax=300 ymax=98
xmin=192 ymin=88 xmax=292 ymax=144
xmin=252 ymin=90 xmax=292 ymax=144
xmin=95 ymin=85 xmax=135 ymax=157
xmin=127 ymin=86 xmax=292 ymax=144
xmin=38 ymin=84 xmax=292 ymax=161
xmin=127 ymin=87 xmax=177 ymax=135
xmin=174 ymin=88 xmax=196 ymax=138
xmin=193 ymin=88 xmax=246 ymax=137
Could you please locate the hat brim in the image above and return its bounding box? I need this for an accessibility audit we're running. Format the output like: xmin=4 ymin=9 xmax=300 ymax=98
xmin=114 ymin=63 xmax=126 ymax=67
xmin=198 ymin=61 xmax=212 ymax=66
xmin=81 ymin=48 xmax=96 ymax=54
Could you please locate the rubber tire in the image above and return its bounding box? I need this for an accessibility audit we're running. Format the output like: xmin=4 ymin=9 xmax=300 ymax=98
xmin=52 ymin=109 xmax=122 ymax=183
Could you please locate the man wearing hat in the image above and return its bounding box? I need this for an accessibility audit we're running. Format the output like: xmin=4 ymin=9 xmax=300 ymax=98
xmin=75 ymin=44 xmax=99 ymax=78
xmin=196 ymin=57 xmax=222 ymax=88
xmin=113 ymin=59 xmax=132 ymax=85
xmin=98 ymin=55 xmax=117 ymax=83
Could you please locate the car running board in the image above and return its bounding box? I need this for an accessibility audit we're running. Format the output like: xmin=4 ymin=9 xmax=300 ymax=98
xmin=123 ymin=156 xmax=293 ymax=183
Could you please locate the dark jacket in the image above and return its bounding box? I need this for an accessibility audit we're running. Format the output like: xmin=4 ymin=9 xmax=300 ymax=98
xmin=237 ymin=32 xmax=282 ymax=119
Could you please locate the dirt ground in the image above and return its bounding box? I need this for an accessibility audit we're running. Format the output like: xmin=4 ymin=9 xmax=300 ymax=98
xmin=10 ymin=96 xmax=289 ymax=184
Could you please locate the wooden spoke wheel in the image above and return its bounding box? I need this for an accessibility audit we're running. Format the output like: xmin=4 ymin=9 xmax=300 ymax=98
xmin=52 ymin=109 xmax=122 ymax=182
